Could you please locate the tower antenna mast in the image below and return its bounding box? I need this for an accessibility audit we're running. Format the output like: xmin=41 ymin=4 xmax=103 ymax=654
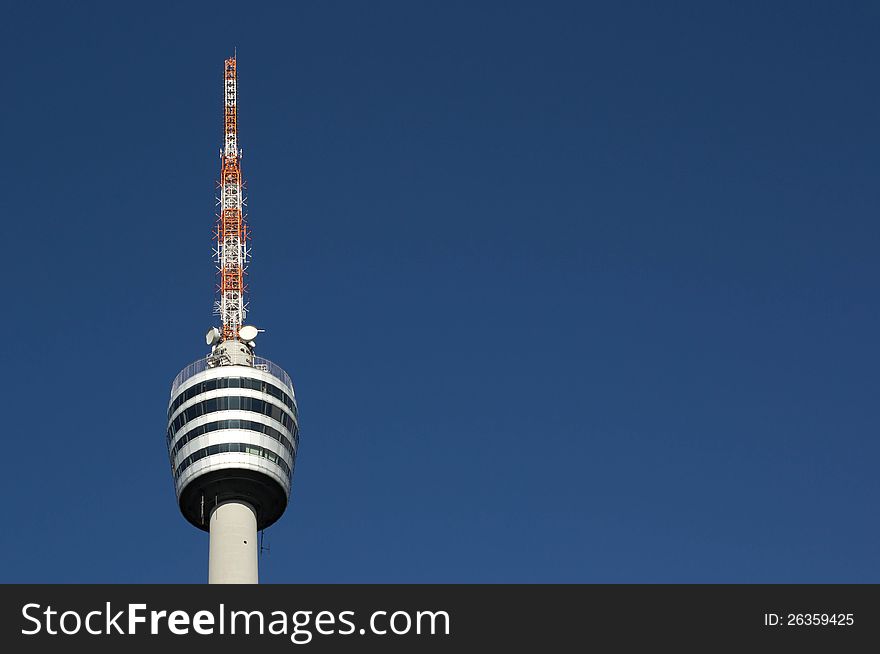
xmin=215 ymin=56 xmax=249 ymax=342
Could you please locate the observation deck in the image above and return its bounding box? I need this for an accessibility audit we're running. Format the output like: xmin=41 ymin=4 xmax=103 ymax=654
xmin=167 ymin=354 xmax=299 ymax=531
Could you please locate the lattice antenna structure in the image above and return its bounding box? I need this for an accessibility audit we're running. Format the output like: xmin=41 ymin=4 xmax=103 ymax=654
xmin=213 ymin=56 xmax=250 ymax=342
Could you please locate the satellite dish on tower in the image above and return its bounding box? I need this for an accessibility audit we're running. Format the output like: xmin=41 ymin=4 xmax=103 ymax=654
xmin=238 ymin=325 xmax=259 ymax=341
xmin=206 ymin=327 xmax=222 ymax=346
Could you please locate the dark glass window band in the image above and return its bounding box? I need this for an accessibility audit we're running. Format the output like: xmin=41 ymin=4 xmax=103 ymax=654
xmin=169 ymin=417 xmax=298 ymax=460
xmin=174 ymin=442 xmax=292 ymax=479
xmin=169 ymin=375 xmax=297 ymax=420
xmin=168 ymin=396 xmax=296 ymax=441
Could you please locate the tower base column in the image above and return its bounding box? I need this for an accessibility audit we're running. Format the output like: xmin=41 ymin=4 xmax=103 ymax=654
xmin=208 ymin=501 xmax=258 ymax=584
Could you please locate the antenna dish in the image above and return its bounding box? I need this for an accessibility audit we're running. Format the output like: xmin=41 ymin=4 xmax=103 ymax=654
xmin=205 ymin=327 xmax=222 ymax=346
xmin=239 ymin=325 xmax=259 ymax=341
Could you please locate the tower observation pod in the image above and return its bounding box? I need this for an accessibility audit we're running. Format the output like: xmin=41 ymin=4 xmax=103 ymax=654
xmin=166 ymin=57 xmax=299 ymax=584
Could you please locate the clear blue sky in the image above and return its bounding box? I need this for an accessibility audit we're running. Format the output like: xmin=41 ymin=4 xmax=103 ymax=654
xmin=1 ymin=1 xmax=878 ymax=582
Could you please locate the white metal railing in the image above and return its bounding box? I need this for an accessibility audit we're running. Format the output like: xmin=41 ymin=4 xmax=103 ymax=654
xmin=170 ymin=354 xmax=294 ymax=397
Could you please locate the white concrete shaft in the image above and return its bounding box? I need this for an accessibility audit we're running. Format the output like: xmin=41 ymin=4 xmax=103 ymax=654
xmin=208 ymin=501 xmax=258 ymax=584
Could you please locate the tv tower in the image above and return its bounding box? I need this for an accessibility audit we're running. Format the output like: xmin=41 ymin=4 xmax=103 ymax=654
xmin=166 ymin=56 xmax=299 ymax=584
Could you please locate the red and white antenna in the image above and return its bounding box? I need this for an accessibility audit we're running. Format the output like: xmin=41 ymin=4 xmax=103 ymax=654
xmin=213 ymin=56 xmax=250 ymax=342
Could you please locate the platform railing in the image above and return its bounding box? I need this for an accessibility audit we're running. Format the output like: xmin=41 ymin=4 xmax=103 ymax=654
xmin=171 ymin=354 xmax=294 ymax=397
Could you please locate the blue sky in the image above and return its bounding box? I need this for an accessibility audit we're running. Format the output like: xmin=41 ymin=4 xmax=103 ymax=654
xmin=1 ymin=1 xmax=878 ymax=582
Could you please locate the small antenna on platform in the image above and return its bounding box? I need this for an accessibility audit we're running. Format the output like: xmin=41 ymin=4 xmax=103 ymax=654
xmin=259 ymin=529 xmax=270 ymax=557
